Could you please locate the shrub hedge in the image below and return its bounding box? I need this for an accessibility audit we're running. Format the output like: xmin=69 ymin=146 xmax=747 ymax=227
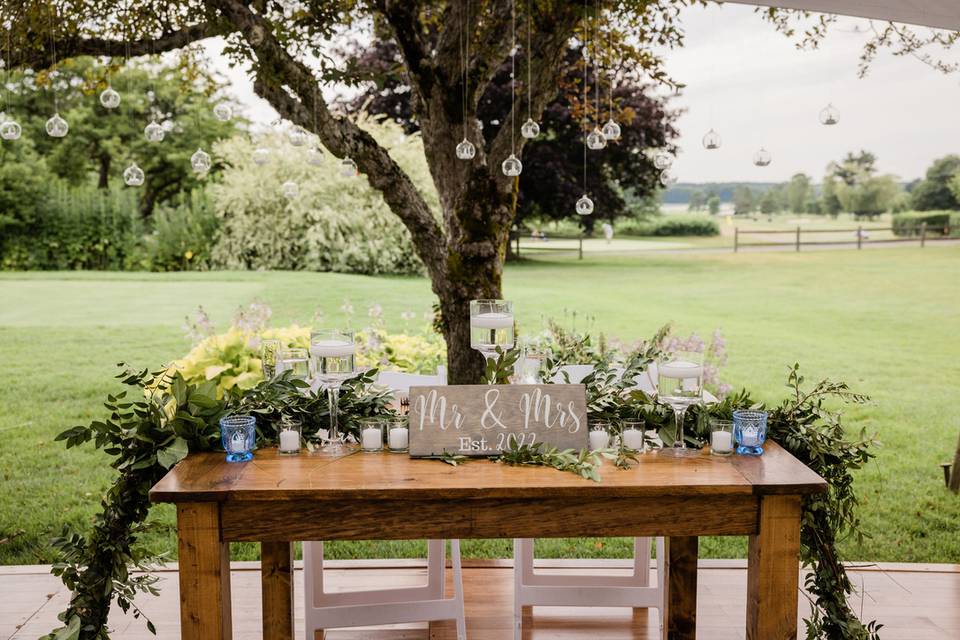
xmin=617 ymin=214 xmax=720 ymax=237
xmin=891 ymin=210 xmax=960 ymax=237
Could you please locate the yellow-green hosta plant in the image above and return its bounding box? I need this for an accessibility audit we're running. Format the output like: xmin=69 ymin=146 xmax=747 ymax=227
xmin=357 ymin=328 xmax=446 ymax=375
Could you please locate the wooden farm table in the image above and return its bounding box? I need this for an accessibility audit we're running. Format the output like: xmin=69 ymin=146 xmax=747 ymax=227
xmin=150 ymin=441 xmax=826 ymax=640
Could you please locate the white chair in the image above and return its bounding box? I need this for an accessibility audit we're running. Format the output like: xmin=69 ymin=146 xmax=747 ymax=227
xmin=513 ymin=537 xmax=667 ymax=639
xmin=303 ymin=369 xmax=466 ymax=640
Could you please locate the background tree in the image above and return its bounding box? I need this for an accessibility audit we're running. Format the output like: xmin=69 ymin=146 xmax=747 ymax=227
xmin=826 ymin=150 xmax=901 ymax=219
xmin=759 ymin=185 xmax=783 ymax=215
xmin=910 ymin=155 xmax=960 ymax=211
xmin=820 ymin=174 xmax=843 ymax=217
xmin=706 ymin=193 xmax=721 ymax=215
xmin=733 ymin=184 xmax=756 ymax=215
xmin=345 ymin=37 xmax=679 ymax=233
xmin=785 ymin=172 xmax=812 ymax=214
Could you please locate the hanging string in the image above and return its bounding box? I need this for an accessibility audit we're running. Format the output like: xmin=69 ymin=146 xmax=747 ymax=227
xmin=594 ymin=0 xmax=601 ymax=122
xmin=461 ymin=0 xmax=467 ymax=139
xmin=47 ymin=4 xmax=59 ymax=111
xmin=582 ymin=0 xmax=588 ymax=192
xmin=526 ymin=0 xmax=531 ymax=120
xmin=510 ymin=0 xmax=516 ymax=154
xmin=607 ymin=0 xmax=613 ymax=121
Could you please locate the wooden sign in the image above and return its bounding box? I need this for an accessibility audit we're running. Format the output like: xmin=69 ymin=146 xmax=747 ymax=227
xmin=407 ymin=384 xmax=589 ymax=457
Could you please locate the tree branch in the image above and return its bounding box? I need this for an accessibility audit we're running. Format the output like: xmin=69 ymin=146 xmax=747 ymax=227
xmin=374 ymin=0 xmax=435 ymax=101
xmin=212 ymin=0 xmax=448 ymax=283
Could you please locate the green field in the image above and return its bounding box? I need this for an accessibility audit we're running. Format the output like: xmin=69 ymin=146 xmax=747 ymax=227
xmin=1 ymin=246 xmax=959 ymax=565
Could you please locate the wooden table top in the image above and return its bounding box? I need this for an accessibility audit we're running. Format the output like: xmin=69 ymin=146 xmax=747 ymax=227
xmin=150 ymin=441 xmax=826 ymax=504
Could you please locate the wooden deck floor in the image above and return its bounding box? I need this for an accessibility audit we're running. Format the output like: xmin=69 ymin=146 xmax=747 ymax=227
xmin=3 ymin=559 xmax=959 ymax=639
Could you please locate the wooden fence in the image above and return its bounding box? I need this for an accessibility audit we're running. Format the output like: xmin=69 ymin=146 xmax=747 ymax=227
xmin=734 ymin=221 xmax=954 ymax=252
xmin=511 ymin=232 xmax=584 ymax=260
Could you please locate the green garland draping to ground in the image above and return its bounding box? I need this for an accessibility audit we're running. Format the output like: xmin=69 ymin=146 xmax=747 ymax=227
xmin=46 ymin=345 xmax=879 ymax=639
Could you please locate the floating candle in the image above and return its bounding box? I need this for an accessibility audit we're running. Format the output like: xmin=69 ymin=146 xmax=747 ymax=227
xmin=471 ymin=312 xmax=514 ymax=329
xmin=310 ymin=339 xmax=356 ymax=358
xmin=659 ymin=360 xmax=703 ymax=380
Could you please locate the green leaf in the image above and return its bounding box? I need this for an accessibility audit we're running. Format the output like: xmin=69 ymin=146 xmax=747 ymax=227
xmin=157 ymin=437 xmax=189 ymax=469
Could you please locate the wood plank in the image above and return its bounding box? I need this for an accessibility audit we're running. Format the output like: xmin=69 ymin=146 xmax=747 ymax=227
xmin=176 ymin=503 xmax=232 ymax=640
xmin=261 ymin=541 xmax=294 ymax=640
xmin=746 ymin=495 xmax=802 ymax=640
xmin=666 ymin=536 xmax=698 ymax=640
xmin=151 ymin=443 xmax=825 ymax=505
xmin=220 ymin=495 xmax=758 ymax=541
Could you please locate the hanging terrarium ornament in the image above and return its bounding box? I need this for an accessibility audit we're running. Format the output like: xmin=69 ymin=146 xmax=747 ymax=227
xmin=123 ymin=163 xmax=145 ymax=186
xmin=501 ymin=153 xmax=523 ymax=177
xmin=287 ymin=125 xmax=308 ymax=147
xmin=144 ymin=120 xmax=165 ymax=142
xmin=660 ymin=168 xmax=678 ymax=187
xmin=191 ymin=148 xmax=212 ymax=174
xmin=252 ymin=147 xmax=271 ymax=166
xmin=575 ymin=194 xmax=594 ymax=216
xmin=455 ymin=138 xmax=476 ymax=160
xmin=601 ymin=119 xmax=621 ymax=141
xmin=819 ymin=103 xmax=839 ymax=126
xmin=653 ymin=150 xmax=674 ymax=170
xmin=339 ymin=156 xmax=358 ymax=177
xmin=99 ymin=86 xmax=121 ymax=109
xmin=0 ymin=116 xmax=22 ymax=141
xmin=213 ymin=102 xmax=233 ymax=121
xmin=306 ymin=146 xmax=324 ymax=167
xmin=702 ymin=128 xmax=721 ymax=150
xmin=45 ymin=113 xmax=69 ymax=138
xmin=281 ymin=181 xmax=299 ymax=199
xmin=753 ymin=147 xmax=772 ymax=167
xmin=586 ymin=127 xmax=607 ymax=150
xmin=520 ymin=118 xmax=540 ymax=139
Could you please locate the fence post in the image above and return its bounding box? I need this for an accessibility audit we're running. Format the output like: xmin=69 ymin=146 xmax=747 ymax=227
xmin=921 ymin=221 xmax=927 ymax=248
xmin=795 ymin=226 xmax=801 ymax=252
xmin=857 ymin=225 xmax=862 ymax=250
xmin=734 ymin=227 xmax=739 ymax=253
xmin=578 ymin=235 xmax=583 ymax=260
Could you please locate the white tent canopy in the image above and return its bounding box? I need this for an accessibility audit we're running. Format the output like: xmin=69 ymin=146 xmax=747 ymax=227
xmin=729 ymin=1 xmax=960 ymax=31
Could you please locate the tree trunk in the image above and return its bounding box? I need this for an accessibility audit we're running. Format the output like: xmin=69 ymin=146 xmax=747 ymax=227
xmin=97 ymin=153 xmax=111 ymax=190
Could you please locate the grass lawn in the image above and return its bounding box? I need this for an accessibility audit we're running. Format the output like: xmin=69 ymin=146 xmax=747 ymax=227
xmin=1 ymin=246 xmax=958 ymax=566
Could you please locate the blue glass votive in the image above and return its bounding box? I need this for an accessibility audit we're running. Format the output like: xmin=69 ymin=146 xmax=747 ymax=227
xmin=733 ymin=410 xmax=768 ymax=456
xmin=221 ymin=415 xmax=256 ymax=462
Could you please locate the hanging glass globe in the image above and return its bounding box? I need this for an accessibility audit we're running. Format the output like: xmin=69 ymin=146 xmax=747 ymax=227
xmin=45 ymin=113 xmax=69 ymax=138
xmin=339 ymin=156 xmax=358 ymax=177
xmin=819 ymin=103 xmax=839 ymax=126
xmin=586 ymin=127 xmax=607 ymax=150
xmin=753 ymin=147 xmax=772 ymax=167
xmin=123 ymin=163 xmax=145 ymax=187
xmin=191 ymin=148 xmax=212 ymax=174
xmin=0 ymin=117 xmax=22 ymax=141
xmin=144 ymin=120 xmax=165 ymax=142
xmin=702 ymin=128 xmax=721 ymax=150
xmin=520 ymin=118 xmax=540 ymax=139
xmin=575 ymin=194 xmax=594 ymax=216
xmin=252 ymin=147 xmax=271 ymax=166
xmin=306 ymin=146 xmax=324 ymax=167
xmin=287 ymin=126 xmax=308 ymax=147
xmin=653 ymin=150 xmax=674 ymax=170
xmin=99 ymin=86 xmax=121 ymax=109
xmin=660 ymin=168 xmax=678 ymax=187
xmin=601 ymin=119 xmax=621 ymax=141
xmin=281 ymin=180 xmax=299 ymax=199
xmin=501 ymin=153 xmax=523 ymax=177
xmin=213 ymin=102 xmax=233 ymax=122
xmin=455 ymin=138 xmax=476 ymax=160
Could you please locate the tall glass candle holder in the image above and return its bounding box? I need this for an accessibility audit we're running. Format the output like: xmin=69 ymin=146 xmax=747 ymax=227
xmin=470 ymin=299 xmax=515 ymax=371
xmin=278 ymin=347 xmax=310 ymax=381
xmin=386 ymin=417 xmax=410 ymax=453
xmin=310 ymin=330 xmax=356 ymax=453
xmin=657 ymin=349 xmax=704 ymax=456
xmin=278 ymin=416 xmax=301 ymax=455
xmin=260 ymin=339 xmax=282 ymax=379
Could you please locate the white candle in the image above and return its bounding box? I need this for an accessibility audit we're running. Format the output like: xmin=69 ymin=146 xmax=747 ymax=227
xmin=589 ymin=429 xmax=609 ymax=451
xmin=388 ymin=427 xmax=409 ymax=450
xmin=659 ymin=360 xmax=703 ymax=381
xmin=361 ymin=426 xmax=382 ymax=450
xmin=279 ymin=430 xmax=299 ymax=453
xmin=310 ymin=339 xmax=356 ymax=357
xmin=711 ymin=431 xmax=733 ymax=453
xmin=621 ymin=428 xmax=645 ymax=450
xmin=471 ymin=312 xmax=514 ymax=329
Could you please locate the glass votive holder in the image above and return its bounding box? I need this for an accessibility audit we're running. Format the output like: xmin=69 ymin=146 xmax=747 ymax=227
xmin=360 ymin=418 xmax=384 ymax=452
xmin=386 ymin=417 xmax=409 ymax=453
xmin=709 ymin=419 xmax=734 ymax=456
xmin=277 ymin=416 xmax=301 ymax=455
xmin=620 ymin=421 xmax=646 ymax=452
xmin=733 ymin=410 xmax=768 ymax=456
xmin=260 ymin=339 xmax=282 ymax=379
xmin=589 ymin=423 xmax=610 ymax=451
xmin=220 ymin=415 xmax=256 ymax=463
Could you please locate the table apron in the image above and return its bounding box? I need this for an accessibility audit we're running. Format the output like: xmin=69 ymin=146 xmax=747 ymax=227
xmin=219 ymin=494 xmax=759 ymax=541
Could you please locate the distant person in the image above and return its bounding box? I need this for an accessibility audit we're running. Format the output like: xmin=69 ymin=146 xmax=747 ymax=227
xmin=602 ymin=222 xmax=614 ymax=244
xmin=856 ymin=228 xmax=870 ymax=240
xmin=530 ymin=229 xmax=541 ymax=241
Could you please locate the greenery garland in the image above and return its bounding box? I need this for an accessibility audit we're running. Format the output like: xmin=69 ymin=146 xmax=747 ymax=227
xmin=46 ymin=333 xmax=880 ymax=640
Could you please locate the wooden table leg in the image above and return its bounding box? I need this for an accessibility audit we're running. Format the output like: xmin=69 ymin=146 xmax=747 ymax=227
xmin=747 ymin=495 xmax=802 ymax=640
xmin=262 ymin=541 xmax=295 ymax=640
xmin=665 ymin=536 xmax=698 ymax=640
xmin=177 ymin=503 xmax=232 ymax=640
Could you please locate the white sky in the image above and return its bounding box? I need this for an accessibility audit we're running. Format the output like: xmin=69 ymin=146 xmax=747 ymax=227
xmin=205 ymin=3 xmax=960 ymax=183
